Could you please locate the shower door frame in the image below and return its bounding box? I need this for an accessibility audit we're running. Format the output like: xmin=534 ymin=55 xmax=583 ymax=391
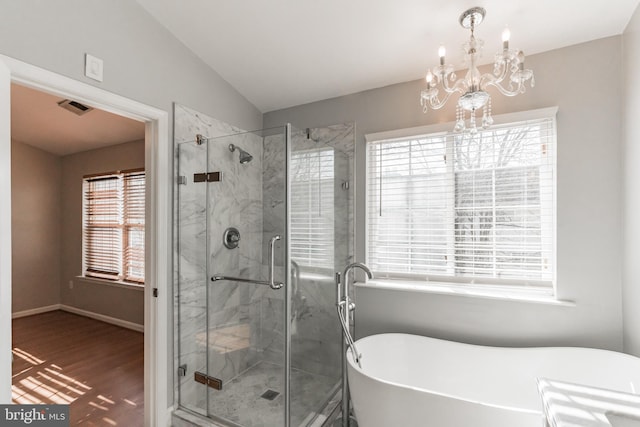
xmin=284 ymin=123 xmax=292 ymax=427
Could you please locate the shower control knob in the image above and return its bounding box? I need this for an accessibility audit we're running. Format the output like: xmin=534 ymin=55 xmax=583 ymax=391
xmin=223 ymin=227 xmax=241 ymax=249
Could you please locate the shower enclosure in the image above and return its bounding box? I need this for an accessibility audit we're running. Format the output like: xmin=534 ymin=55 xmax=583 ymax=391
xmin=174 ymin=104 xmax=354 ymax=427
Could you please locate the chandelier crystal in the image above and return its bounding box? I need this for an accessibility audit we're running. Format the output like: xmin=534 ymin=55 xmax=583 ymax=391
xmin=420 ymin=7 xmax=534 ymax=133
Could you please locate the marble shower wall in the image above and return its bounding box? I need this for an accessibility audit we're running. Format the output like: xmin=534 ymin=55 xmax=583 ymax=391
xmin=174 ymin=104 xmax=273 ymax=415
xmin=206 ymin=129 xmax=265 ymax=383
xmin=262 ymin=123 xmax=355 ymax=378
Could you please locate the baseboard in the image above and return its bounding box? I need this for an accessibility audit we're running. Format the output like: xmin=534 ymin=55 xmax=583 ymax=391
xmin=60 ymin=304 xmax=144 ymax=333
xmin=12 ymin=304 xmax=62 ymax=319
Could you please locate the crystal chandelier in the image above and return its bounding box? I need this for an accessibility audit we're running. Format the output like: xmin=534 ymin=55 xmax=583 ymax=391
xmin=420 ymin=7 xmax=534 ymax=133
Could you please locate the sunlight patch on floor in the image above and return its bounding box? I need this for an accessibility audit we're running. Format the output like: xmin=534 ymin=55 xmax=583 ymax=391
xmin=12 ymin=312 xmax=144 ymax=426
xmin=12 ymin=347 xmax=92 ymax=405
xmin=12 ymin=347 xmax=45 ymax=365
xmin=43 ymin=367 xmax=92 ymax=390
xmin=37 ymin=371 xmax=86 ymax=395
xmin=123 ymin=398 xmax=137 ymax=407
xmin=89 ymin=401 xmax=111 ymax=411
xmin=98 ymin=395 xmax=115 ymax=405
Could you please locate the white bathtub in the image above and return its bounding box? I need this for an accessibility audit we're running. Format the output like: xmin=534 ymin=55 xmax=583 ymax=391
xmin=346 ymin=333 xmax=640 ymax=427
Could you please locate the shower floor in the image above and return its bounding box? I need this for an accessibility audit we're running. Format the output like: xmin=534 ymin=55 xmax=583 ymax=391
xmin=207 ymin=361 xmax=337 ymax=427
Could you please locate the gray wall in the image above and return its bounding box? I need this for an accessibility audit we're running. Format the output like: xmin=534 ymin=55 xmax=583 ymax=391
xmin=11 ymin=140 xmax=62 ymax=313
xmin=11 ymin=139 xmax=147 ymax=325
xmin=265 ymin=36 xmax=624 ymax=351
xmin=623 ymin=5 xmax=640 ymax=356
xmin=0 ymin=0 xmax=262 ymax=133
xmin=61 ymin=140 xmax=145 ymax=325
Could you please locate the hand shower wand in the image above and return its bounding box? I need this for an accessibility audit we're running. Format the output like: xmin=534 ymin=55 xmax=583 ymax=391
xmin=335 ymin=263 xmax=373 ymax=427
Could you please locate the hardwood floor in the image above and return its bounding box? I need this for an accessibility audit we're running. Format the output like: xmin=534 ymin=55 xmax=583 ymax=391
xmin=11 ymin=310 xmax=143 ymax=426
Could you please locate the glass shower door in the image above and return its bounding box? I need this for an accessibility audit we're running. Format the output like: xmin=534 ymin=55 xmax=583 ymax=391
xmin=288 ymin=124 xmax=355 ymax=426
xmin=205 ymin=127 xmax=288 ymax=427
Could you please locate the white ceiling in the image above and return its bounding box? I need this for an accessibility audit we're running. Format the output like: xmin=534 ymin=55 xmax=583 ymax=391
xmin=136 ymin=0 xmax=640 ymax=112
xmin=11 ymin=84 xmax=145 ymax=156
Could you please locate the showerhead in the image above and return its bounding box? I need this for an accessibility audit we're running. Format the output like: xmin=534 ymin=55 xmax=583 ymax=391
xmin=228 ymin=144 xmax=253 ymax=164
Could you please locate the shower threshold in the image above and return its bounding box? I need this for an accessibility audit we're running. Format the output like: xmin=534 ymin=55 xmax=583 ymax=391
xmin=180 ymin=361 xmax=337 ymax=427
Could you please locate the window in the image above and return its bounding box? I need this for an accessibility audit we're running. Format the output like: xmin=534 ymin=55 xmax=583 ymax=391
xmin=290 ymin=148 xmax=335 ymax=268
xmin=366 ymin=112 xmax=556 ymax=288
xmin=83 ymin=169 xmax=145 ymax=284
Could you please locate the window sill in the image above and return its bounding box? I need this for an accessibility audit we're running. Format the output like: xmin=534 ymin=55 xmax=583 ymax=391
xmin=356 ymin=279 xmax=575 ymax=307
xmin=75 ymin=276 xmax=145 ymax=292
xmin=298 ymin=271 xmax=335 ymax=283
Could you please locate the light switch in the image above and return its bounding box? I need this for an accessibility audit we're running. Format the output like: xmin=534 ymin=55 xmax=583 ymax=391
xmin=85 ymin=53 xmax=104 ymax=82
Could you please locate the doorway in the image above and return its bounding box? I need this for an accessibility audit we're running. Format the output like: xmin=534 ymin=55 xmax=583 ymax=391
xmin=0 ymin=55 xmax=170 ymax=426
xmin=10 ymin=82 xmax=145 ymax=424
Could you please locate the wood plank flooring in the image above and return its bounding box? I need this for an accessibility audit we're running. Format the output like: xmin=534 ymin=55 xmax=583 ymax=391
xmin=11 ymin=310 xmax=144 ymax=426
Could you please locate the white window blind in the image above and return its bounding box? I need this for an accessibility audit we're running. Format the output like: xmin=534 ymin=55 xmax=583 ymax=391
xmin=84 ymin=175 xmax=121 ymax=280
xmin=123 ymin=171 xmax=145 ymax=283
xmin=367 ymin=116 xmax=555 ymax=286
xmin=83 ymin=169 xmax=145 ymax=283
xmin=290 ymin=148 xmax=335 ymax=268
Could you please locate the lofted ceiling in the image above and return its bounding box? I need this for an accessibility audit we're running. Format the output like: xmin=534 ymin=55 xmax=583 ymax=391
xmin=136 ymin=0 xmax=640 ymax=112
xmin=11 ymin=84 xmax=145 ymax=156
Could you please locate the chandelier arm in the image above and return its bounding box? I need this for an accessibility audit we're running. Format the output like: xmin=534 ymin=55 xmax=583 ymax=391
xmin=421 ymin=88 xmax=441 ymax=110
xmin=488 ymin=60 xmax=509 ymax=86
xmin=484 ymin=78 xmax=523 ymax=97
xmin=433 ymin=69 xmax=456 ymax=93
xmin=441 ymin=74 xmax=468 ymax=95
xmin=427 ymin=90 xmax=458 ymax=110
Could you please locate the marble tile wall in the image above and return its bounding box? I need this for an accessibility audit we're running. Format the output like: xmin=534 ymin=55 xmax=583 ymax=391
xmin=206 ymin=129 xmax=266 ymax=384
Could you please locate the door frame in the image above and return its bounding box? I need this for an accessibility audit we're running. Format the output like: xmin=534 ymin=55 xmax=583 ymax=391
xmin=0 ymin=54 xmax=171 ymax=426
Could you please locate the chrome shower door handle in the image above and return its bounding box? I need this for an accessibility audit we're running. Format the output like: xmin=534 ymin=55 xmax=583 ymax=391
xmin=269 ymin=235 xmax=284 ymax=290
xmin=210 ymin=234 xmax=283 ymax=290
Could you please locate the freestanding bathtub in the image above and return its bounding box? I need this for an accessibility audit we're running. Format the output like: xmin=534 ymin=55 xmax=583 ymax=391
xmin=346 ymin=333 xmax=640 ymax=427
